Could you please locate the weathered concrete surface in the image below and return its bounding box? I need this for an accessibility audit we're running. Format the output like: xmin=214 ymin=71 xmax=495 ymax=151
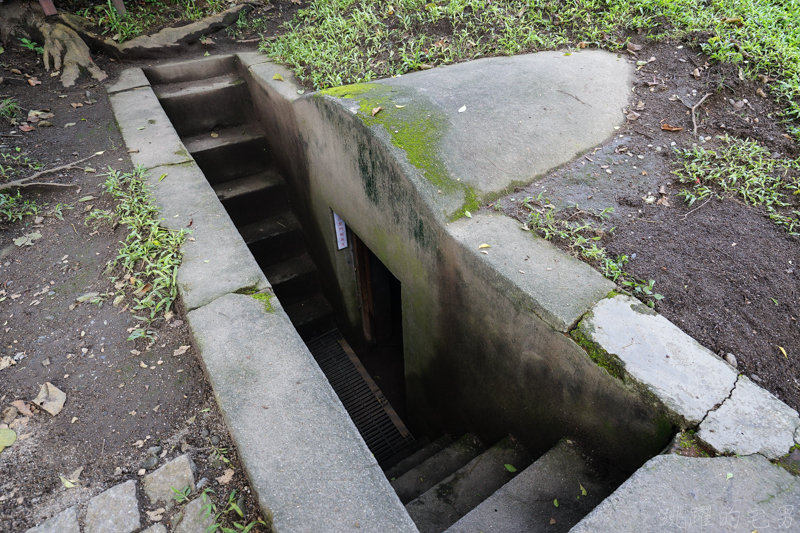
xmin=108 ymin=88 xmax=192 ymax=169
xmin=106 ymin=67 xmax=149 ymax=94
xmin=446 ymin=441 xmax=615 ymax=533
xmin=146 ymin=163 xmax=270 ymax=310
xmin=141 ymin=525 xmax=168 ymax=533
xmin=571 ymin=454 xmax=800 ymax=533
xmin=143 ymin=454 xmax=196 ymax=505
xmin=448 ymin=213 xmax=614 ymax=332
xmin=699 ymin=376 xmax=800 ymax=459
xmin=24 ymin=506 xmax=79 ymax=533
xmin=85 ymin=480 xmax=140 ymax=533
xmin=380 ymin=51 xmax=631 ymax=198
xmin=174 ymin=497 xmax=214 ymax=533
xmin=576 ymin=294 xmax=738 ymax=426
xmin=187 ymin=294 xmax=417 ymax=532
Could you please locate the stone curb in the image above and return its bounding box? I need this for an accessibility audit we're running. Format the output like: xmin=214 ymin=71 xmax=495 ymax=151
xmin=107 ymin=62 xmax=417 ymax=533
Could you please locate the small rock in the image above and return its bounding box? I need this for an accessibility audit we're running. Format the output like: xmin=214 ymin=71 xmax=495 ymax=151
xmin=237 ymin=495 xmax=246 ymax=521
xmin=195 ymin=477 xmax=208 ymax=490
xmin=42 ymin=358 xmax=50 ymax=367
xmin=723 ymin=353 xmax=738 ymax=368
xmin=142 ymin=456 xmax=159 ymax=470
xmin=210 ymin=435 xmax=220 ymax=446
xmin=143 ymin=454 xmax=196 ymax=505
xmin=200 ymin=429 xmax=209 ymax=438
xmin=138 ymin=469 xmax=146 ymax=476
xmin=147 ymin=446 xmax=162 ymax=457
xmin=181 ymin=442 xmax=191 ymax=453
xmin=24 ymin=505 xmax=79 ymax=533
xmin=751 ymin=374 xmax=762 ymax=383
xmin=174 ymin=497 xmax=214 ymax=533
xmin=113 ymin=467 xmax=123 ymax=476
xmin=84 ymin=480 xmax=140 ymax=533
xmin=33 ymin=216 xmax=44 ymax=224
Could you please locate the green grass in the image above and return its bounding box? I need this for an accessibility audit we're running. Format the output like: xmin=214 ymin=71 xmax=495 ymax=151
xmin=96 ymin=166 xmax=187 ymax=321
xmin=520 ymin=194 xmax=664 ymax=306
xmin=674 ymin=134 xmax=800 ymax=234
xmin=0 ymin=98 xmax=21 ymax=123
xmin=262 ymin=0 xmax=800 ymax=134
xmin=0 ymin=191 xmax=39 ymax=224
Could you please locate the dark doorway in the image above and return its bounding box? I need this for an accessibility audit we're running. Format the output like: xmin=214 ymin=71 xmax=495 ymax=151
xmin=351 ymin=233 xmax=407 ymax=422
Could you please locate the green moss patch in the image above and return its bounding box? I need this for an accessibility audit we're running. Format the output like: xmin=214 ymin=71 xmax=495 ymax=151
xmin=320 ymin=83 xmax=478 ymax=219
xmin=571 ymin=323 xmax=625 ymax=381
xmin=252 ymin=292 xmax=275 ymax=313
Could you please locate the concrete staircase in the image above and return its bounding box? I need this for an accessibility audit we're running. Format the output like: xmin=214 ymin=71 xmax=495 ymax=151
xmin=149 ymin=57 xmax=335 ymax=340
xmin=385 ymin=435 xmax=618 ymax=533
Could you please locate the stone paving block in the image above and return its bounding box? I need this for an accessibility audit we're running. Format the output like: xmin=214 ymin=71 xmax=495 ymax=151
xmin=571 ymin=454 xmax=800 ymax=533
xmin=187 ymin=293 xmax=417 ymax=532
xmin=143 ymin=454 xmax=196 ymax=505
xmin=107 ymin=67 xmax=150 ymax=94
xmin=698 ymin=376 xmax=800 ymax=459
xmin=24 ymin=505 xmax=79 ymax=533
xmin=449 ymin=213 xmax=614 ymax=331
xmin=85 ymin=480 xmax=141 ymax=533
xmin=577 ymin=294 xmax=738 ymax=425
xmin=174 ymin=497 xmax=215 ymax=533
xmin=145 ymin=163 xmax=270 ymax=310
xmin=141 ymin=525 xmax=168 ymax=533
xmin=108 ymin=88 xmax=192 ymax=169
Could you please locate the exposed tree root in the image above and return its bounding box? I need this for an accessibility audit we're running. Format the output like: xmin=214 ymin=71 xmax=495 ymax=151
xmin=0 ymin=153 xmax=99 ymax=191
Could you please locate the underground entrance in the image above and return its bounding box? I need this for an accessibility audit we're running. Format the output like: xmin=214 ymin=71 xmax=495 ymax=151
xmin=134 ymin=53 xmax=683 ymax=532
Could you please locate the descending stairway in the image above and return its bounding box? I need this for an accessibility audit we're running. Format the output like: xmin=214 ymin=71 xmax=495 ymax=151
xmin=147 ymin=56 xmax=416 ymax=464
xmin=384 ymin=434 xmax=620 ymax=533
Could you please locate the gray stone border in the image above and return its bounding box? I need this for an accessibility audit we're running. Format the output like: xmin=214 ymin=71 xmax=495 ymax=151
xmin=107 ymin=53 xmax=800 ymax=532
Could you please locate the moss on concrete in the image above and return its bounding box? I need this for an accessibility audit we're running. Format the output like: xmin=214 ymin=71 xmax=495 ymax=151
xmin=234 ymin=287 xmax=275 ymax=313
xmin=319 ymin=83 xmax=478 ymax=220
xmin=570 ymin=322 xmax=625 ymax=381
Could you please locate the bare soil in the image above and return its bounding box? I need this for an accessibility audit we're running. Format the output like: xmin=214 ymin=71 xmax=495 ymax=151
xmin=497 ymin=38 xmax=800 ymax=413
xmin=0 ymin=32 xmax=267 ymax=533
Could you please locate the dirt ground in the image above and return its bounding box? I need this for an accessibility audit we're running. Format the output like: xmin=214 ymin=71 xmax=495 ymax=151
xmin=497 ymin=38 xmax=800 ymax=412
xmin=0 ymin=22 xmax=275 ymax=533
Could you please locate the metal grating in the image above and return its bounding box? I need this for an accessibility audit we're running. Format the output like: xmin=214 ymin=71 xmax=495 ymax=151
xmin=306 ymin=329 xmax=415 ymax=464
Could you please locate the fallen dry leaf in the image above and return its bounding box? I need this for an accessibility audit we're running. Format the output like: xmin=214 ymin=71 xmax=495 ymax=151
xmin=661 ymin=123 xmax=683 ymax=132
xmin=756 ymin=87 xmax=767 ymax=98
xmin=146 ymin=508 xmax=165 ymax=521
xmin=371 ymin=106 xmax=383 ymax=116
xmin=70 ymin=103 xmax=83 ymax=109
xmin=173 ymin=345 xmax=190 ymax=357
xmin=18 ymin=124 xmax=34 ymax=132
xmin=272 ymin=73 xmax=284 ymax=81
xmin=11 ymin=400 xmax=32 ymax=417
xmin=216 ymin=468 xmax=235 ymax=485
xmin=27 ymin=77 xmax=41 ymax=86
xmin=0 ymin=356 xmax=15 ymax=371
xmin=626 ymin=42 xmax=642 ymax=52
xmin=692 ymin=68 xmax=701 ymax=79
xmin=626 ymin=110 xmax=640 ymax=121
xmin=32 ymin=382 xmax=67 ymax=416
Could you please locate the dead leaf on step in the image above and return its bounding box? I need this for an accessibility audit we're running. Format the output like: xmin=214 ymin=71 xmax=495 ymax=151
xmin=478 ymin=243 xmax=491 ymax=249
xmin=32 ymin=382 xmax=66 ymax=416
xmin=272 ymin=73 xmax=284 ymax=81
xmin=371 ymin=106 xmax=383 ymax=116
xmin=173 ymin=345 xmax=190 ymax=357
xmin=216 ymin=468 xmax=234 ymax=485
xmin=210 ymin=132 xmax=219 ymax=138
xmin=626 ymin=42 xmax=642 ymax=52
xmin=661 ymin=123 xmax=683 ymax=132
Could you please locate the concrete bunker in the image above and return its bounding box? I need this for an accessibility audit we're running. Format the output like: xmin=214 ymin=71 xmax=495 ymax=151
xmin=131 ymin=52 xmax=683 ymax=531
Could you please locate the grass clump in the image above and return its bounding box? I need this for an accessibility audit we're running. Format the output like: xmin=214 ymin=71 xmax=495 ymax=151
xmin=96 ymin=166 xmax=187 ymax=321
xmin=674 ymin=134 xmax=800 ymax=234
xmin=0 ymin=191 xmax=39 ymax=224
xmin=521 ymin=194 xmax=664 ymax=307
xmin=0 ymin=98 xmax=21 ymax=123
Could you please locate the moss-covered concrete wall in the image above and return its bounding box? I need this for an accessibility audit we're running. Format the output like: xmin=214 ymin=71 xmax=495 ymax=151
xmin=243 ymin=62 xmax=672 ymax=473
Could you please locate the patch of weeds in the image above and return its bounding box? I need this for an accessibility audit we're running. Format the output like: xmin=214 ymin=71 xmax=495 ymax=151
xmin=673 ymin=430 xmax=712 ymax=458
xmin=48 ymin=202 xmax=75 ymax=221
xmin=18 ymin=38 xmax=43 ymax=55
xmin=101 ymin=166 xmax=187 ymax=321
xmin=127 ymin=326 xmax=157 ymax=342
xmin=522 ymin=194 xmax=663 ymax=307
xmin=0 ymin=152 xmax=43 ymax=179
xmin=200 ymin=488 xmax=269 ymax=533
xmin=674 ymin=134 xmax=800 ymax=234
xmin=0 ymin=191 xmax=40 ymax=224
xmin=226 ymin=10 xmax=271 ymax=39
xmin=171 ymin=485 xmax=192 ymax=504
xmin=0 ymin=98 xmax=21 ymax=123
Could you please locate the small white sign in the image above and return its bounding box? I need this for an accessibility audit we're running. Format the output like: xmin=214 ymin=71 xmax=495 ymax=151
xmin=333 ymin=212 xmax=348 ymax=250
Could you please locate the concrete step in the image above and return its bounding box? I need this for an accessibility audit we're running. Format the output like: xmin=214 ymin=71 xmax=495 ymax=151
xmin=385 ymin=435 xmax=455 ymax=482
xmin=284 ymin=294 xmax=335 ymax=339
xmin=240 ymin=213 xmax=308 ymax=269
xmin=212 ymin=170 xmax=289 ymax=227
xmin=144 ymin=55 xmax=237 ymax=85
xmin=391 ymin=434 xmax=485 ymax=505
xmin=405 ymin=435 xmax=533 ymax=533
xmin=183 ymin=123 xmax=270 ymax=184
xmin=154 ymin=73 xmax=252 ymax=136
xmin=263 ymin=253 xmax=320 ymax=307
xmin=445 ymin=440 xmax=619 ymax=533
